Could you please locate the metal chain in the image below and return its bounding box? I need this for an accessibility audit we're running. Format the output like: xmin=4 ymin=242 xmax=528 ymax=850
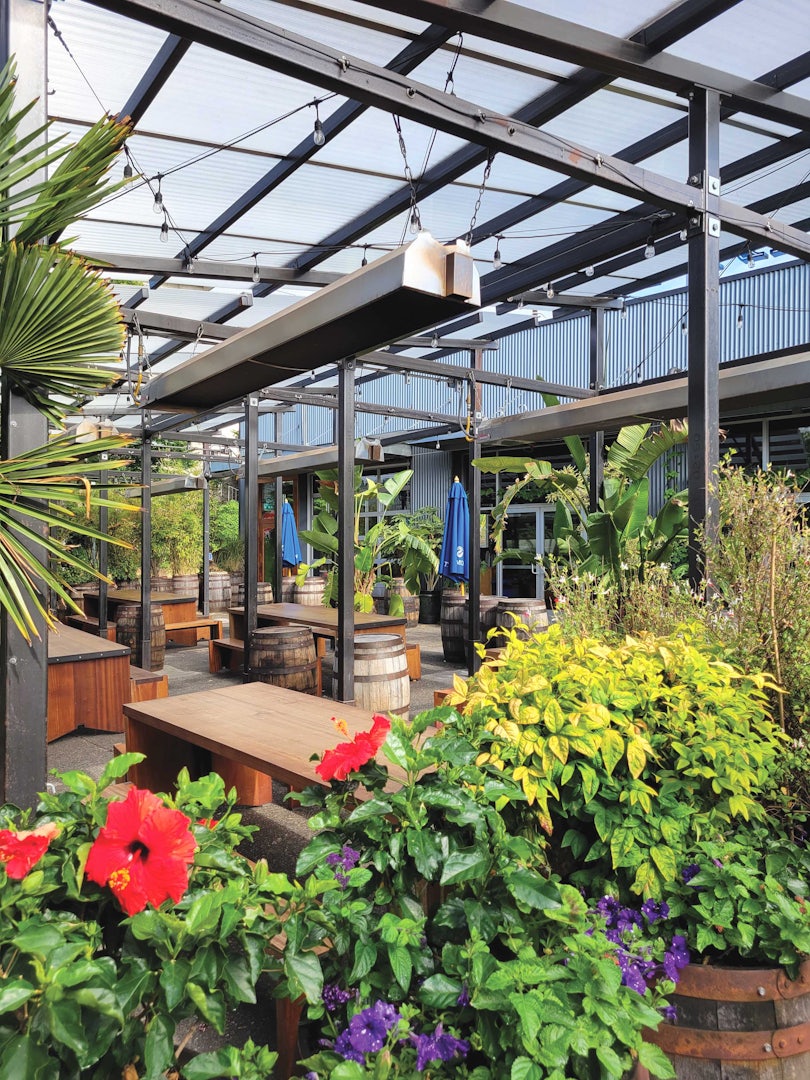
xmin=393 ymin=115 xmax=422 ymax=232
xmin=465 ymin=152 xmax=495 ymax=243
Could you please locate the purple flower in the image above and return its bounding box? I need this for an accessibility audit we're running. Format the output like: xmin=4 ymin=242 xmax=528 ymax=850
xmin=457 ymin=984 xmax=470 ymax=1007
xmin=661 ymin=1004 xmax=678 ymax=1023
xmin=712 ymin=858 xmax=723 ymax=869
xmin=641 ymin=898 xmax=670 ymax=924
xmin=334 ymin=1030 xmax=365 ymax=1064
xmin=663 ymin=934 xmax=690 ymax=981
xmin=333 ymin=1000 xmax=402 ymax=1061
xmin=326 ymin=845 xmax=361 ymax=889
xmin=410 ymin=1024 xmax=470 ymax=1071
xmin=322 ymin=983 xmax=355 ymax=1013
xmin=682 ymin=863 xmax=700 ymax=884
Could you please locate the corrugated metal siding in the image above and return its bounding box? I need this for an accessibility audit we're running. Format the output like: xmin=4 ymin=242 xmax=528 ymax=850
xmin=411 ymin=446 xmax=453 ymax=514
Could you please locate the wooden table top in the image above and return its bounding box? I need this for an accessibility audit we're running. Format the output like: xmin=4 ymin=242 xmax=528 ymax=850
xmin=48 ymin=624 xmax=130 ymax=664
xmin=123 ymin=681 xmax=376 ymax=790
xmin=106 ymin=589 xmax=197 ymax=606
xmin=229 ymin=602 xmax=407 ymax=632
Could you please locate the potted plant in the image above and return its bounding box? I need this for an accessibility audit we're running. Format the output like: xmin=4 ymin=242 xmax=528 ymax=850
xmin=270 ymin=711 xmax=679 ymax=1079
xmin=443 ymin=622 xmax=810 ymax=1077
xmin=390 ymin=506 xmax=444 ymax=623
xmin=0 ymin=755 xmax=293 ymax=1076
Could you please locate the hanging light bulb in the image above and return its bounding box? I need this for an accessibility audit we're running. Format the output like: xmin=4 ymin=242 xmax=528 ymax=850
xmin=252 ymin=254 xmax=261 ymax=284
xmin=545 ymin=282 xmax=555 ymax=300
xmin=736 ymin=303 xmax=744 ymax=331
xmin=747 ymin=246 xmax=755 ymax=270
xmin=431 ymin=332 xmax=439 ymax=349
xmin=159 ymin=217 xmax=169 ymax=243
xmin=644 ymin=235 xmax=656 ymax=259
xmin=583 ymin=265 xmax=595 ymax=278
xmin=183 ymin=251 xmax=195 ymax=274
xmin=435 ymin=437 xmax=441 ymax=450
xmin=153 ymin=176 xmax=163 ymax=214
xmin=679 ymin=227 xmax=688 ymax=241
xmin=408 ymin=208 xmax=421 ymax=235
xmin=621 ymin=299 xmax=628 ymax=321
xmin=122 ymin=147 xmax=134 ymax=179
xmin=361 ymin=245 xmax=368 ymax=268
xmin=681 ymin=317 xmax=688 ymax=335
xmin=312 ymin=101 xmax=325 ymax=146
xmin=493 ymin=237 xmax=503 ymax=271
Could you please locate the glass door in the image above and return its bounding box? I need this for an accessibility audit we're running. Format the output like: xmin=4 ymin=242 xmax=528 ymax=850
xmin=496 ymin=506 xmax=552 ymax=599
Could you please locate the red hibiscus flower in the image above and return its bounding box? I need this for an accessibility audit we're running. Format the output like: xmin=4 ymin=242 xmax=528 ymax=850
xmin=0 ymin=822 xmax=59 ymax=879
xmin=315 ymin=714 xmax=391 ymax=782
xmin=85 ymin=787 xmax=196 ymax=916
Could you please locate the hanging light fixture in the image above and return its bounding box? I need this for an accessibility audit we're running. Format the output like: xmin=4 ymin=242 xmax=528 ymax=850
xmin=620 ymin=299 xmax=628 ymax=321
xmin=159 ymin=214 xmax=169 ymax=243
xmin=252 ymin=254 xmax=261 ymax=284
xmin=644 ymin=235 xmax=656 ymax=259
xmin=736 ymin=303 xmax=744 ymax=331
xmin=153 ymin=175 xmax=163 ymax=214
xmin=122 ymin=145 xmax=134 ymax=180
xmin=746 ymin=245 xmax=756 ymax=270
xmin=681 ymin=316 xmax=688 ymax=335
xmin=583 ymin=265 xmax=595 ymax=278
xmin=493 ymin=236 xmax=503 ymax=271
xmin=408 ymin=208 xmax=421 ymax=235
xmin=545 ymin=282 xmax=555 ymax=300
xmin=361 ymin=245 xmax=368 ymax=268
xmin=312 ymin=100 xmax=325 ymax=147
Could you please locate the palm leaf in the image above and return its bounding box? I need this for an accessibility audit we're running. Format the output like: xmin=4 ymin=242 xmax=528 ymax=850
xmin=608 ymin=421 xmax=688 ymax=481
xmin=541 ymin=393 xmax=588 ymax=475
xmin=0 ymin=243 xmax=124 ymax=420
xmin=0 ymin=434 xmax=138 ymax=641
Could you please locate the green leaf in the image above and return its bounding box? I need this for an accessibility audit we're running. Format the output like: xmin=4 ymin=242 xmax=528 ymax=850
xmin=181 ymin=1046 xmax=242 ymax=1080
xmin=387 ymin=945 xmax=412 ymax=991
xmin=12 ymin=923 xmax=63 ymax=956
xmin=600 ymin=729 xmax=625 ymax=777
xmin=349 ymin=941 xmax=377 ymax=983
xmin=638 ymin=1040 xmax=677 ymax=1078
xmin=595 ymin=1044 xmax=625 ymax=1075
xmin=284 ymin=950 xmax=324 ymax=1005
xmin=419 ymin=974 xmax=464 ymax=1009
xmin=440 ymin=847 xmax=492 ymax=886
xmin=382 ymin=725 xmax=411 ymax=770
xmin=506 ymin=868 xmax=562 ymax=911
xmin=144 ymin=1013 xmax=174 ymax=1080
xmin=0 ymin=1034 xmax=53 ymax=1079
xmin=0 ymin=980 xmax=35 ymax=1014
xmin=186 ymin=983 xmax=226 ymax=1033
xmin=511 ymin=1058 xmax=543 ymax=1080
xmin=650 ymin=844 xmax=677 ymax=881
xmin=406 ymin=828 xmax=443 ymax=879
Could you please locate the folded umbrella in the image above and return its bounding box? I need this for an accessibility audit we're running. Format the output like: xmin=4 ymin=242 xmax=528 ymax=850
xmin=281 ymin=498 xmax=303 ymax=568
xmin=438 ymin=477 xmax=470 ymax=587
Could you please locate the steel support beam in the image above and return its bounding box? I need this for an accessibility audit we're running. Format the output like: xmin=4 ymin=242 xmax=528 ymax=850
xmin=687 ymin=89 xmax=721 ymax=588
xmin=273 ymin=416 xmax=283 ymax=604
xmin=118 ymin=33 xmax=190 ymax=124
xmin=588 ymin=309 xmax=605 ymax=514
xmin=80 ymin=0 xmax=810 ymax=262
xmin=1 ymin=0 xmax=48 ymax=807
xmin=336 ymin=359 xmax=356 ymax=704
xmin=121 ymin=308 xmax=240 ymax=341
xmin=352 ymin=0 xmax=810 ymax=130
xmin=242 ymin=396 xmax=259 ymax=678
xmin=83 ymin=251 xmax=340 ymax=287
xmin=98 ymin=460 xmax=109 ymax=634
xmin=467 ymin=349 xmax=483 ymax=676
xmin=201 ymin=464 xmax=210 ymax=617
xmin=140 ymin=429 xmax=153 ymax=670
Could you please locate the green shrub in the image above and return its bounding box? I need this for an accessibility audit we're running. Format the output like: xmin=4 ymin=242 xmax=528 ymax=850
xmin=447 ymin=625 xmax=786 ymax=899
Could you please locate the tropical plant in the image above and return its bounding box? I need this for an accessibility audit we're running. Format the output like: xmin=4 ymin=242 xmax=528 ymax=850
xmin=474 ymin=408 xmax=689 ymax=622
xmin=0 ymin=59 xmax=137 ymax=638
xmin=0 ymin=758 xmax=291 ymax=1077
xmin=297 ymin=468 xmax=435 ymax=612
xmin=391 ymin=505 xmax=444 ymax=592
xmin=277 ymin=711 xmax=677 ymax=1079
xmin=210 ymin=499 xmax=242 ymax=572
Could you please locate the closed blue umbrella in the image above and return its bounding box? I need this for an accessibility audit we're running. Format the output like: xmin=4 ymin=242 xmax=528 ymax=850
xmin=281 ymin=499 xmax=303 ymax=568
xmin=438 ymin=477 xmax=470 ymax=586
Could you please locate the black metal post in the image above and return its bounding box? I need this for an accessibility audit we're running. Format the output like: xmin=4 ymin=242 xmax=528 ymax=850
xmin=98 ymin=456 xmax=109 ymax=636
xmin=140 ymin=429 xmax=153 ymax=670
xmin=588 ymin=308 xmax=605 ymax=513
xmin=336 ymin=358 xmax=356 ymax=703
xmin=273 ymin=415 xmax=282 ymax=602
xmin=0 ymin=0 xmax=49 ymax=807
xmin=201 ymin=463 xmax=210 ymax=617
xmin=687 ymin=88 xmax=721 ymax=588
xmin=243 ymin=396 xmax=259 ymax=678
xmin=467 ymin=349 xmax=483 ymax=675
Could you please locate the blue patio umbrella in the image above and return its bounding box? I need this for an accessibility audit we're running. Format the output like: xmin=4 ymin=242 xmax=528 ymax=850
xmin=281 ymin=499 xmax=303 ymax=568
xmin=438 ymin=477 xmax=470 ymax=586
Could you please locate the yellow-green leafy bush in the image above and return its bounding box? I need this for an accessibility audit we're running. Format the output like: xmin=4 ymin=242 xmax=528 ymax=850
xmin=447 ymin=624 xmax=785 ymax=898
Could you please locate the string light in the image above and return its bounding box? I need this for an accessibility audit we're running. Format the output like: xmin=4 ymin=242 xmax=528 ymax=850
xmin=621 ymin=299 xmax=628 ymax=321
xmin=492 ymin=237 xmax=503 ymax=271
xmin=545 ymin=283 xmax=555 ymax=300
xmin=122 ymin=144 xmax=134 ymax=180
xmin=252 ymin=253 xmax=261 ymax=284
xmin=183 ymin=251 xmax=195 ymax=273
xmin=431 ymin=333 xmax=439 ymax=348
xmin=152 ymin=175 xmax=163 ymax=215
xmin=681 ymin=317 xmax=687 ymax=335
xmin=159 ymin=214 xmax=169 ymax=243
xmin=736 ymin=303 xmax=744 ymax=331
xmin=312 ymin=101 xmax=325 ymax=147
xmin=644 ymin=235 xmax=656 ymax=259
xmin=747 ymin=245 xmax=755 ymax=270
xmin=408 ymin=208 xmax=421 ymax=235
xmin=361 ymin=245 xmax=368 ymax=268
xmin=679 ymin=227 xmax=688 ymax=241
xmin=583 ymin=265 xmax=594 ymax=277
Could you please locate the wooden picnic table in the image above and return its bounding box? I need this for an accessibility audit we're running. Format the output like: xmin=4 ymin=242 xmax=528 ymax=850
xmin=83 ymin=589 xmax=198 ymax=628
xmin=228 ymin=602 xmax=407 ymax=653
xmin=48 ymin=624 xmax=131 ymax=741
xmin=124 ymin=681 xmax=376 ymax=804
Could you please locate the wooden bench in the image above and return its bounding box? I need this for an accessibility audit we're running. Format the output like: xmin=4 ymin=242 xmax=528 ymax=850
xmin=165 ymin=617 xmax=221 ymax=647
xmin=128 ymin=665 xmax=169 ymax=703
xmin=64 ymin=613 xmax=117 ymax=641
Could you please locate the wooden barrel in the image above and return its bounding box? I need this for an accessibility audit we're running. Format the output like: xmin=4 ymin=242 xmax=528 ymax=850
xmin=256 ymin=581 xmax=275 ymax=604
xmin=496 ymin=598 xmax=550 ymax=640
xmin=440 ymin=592 xmax=467 ymax=663
xmin=150 ymin=576 xmax=173 ymax=593
xmin=280 ymin=576 xmax=296 ymax=604
xmin=172 ymin=573 xmax=199 ymax=597
xmin=644 ymin=960 xmax=810 ymax=1078
xmin=232 ymin=582 xmax=245 ymax=606
xmin=116 ymin=604 xmax=165 ymax=671
xmin=387 ymin=579 xmax=419 ymax=627
xmin=294 ymin=576 xmax=326 ymax=607
xmin=208 ymin=570 xmax=231 ymax=611
xmin=248 ymin=626 xmax=318 ymax=696
xmin=332 ymin=635 xmax=410 ymax=719
xmin=480 ymin=595 xmax=501 ymax=639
